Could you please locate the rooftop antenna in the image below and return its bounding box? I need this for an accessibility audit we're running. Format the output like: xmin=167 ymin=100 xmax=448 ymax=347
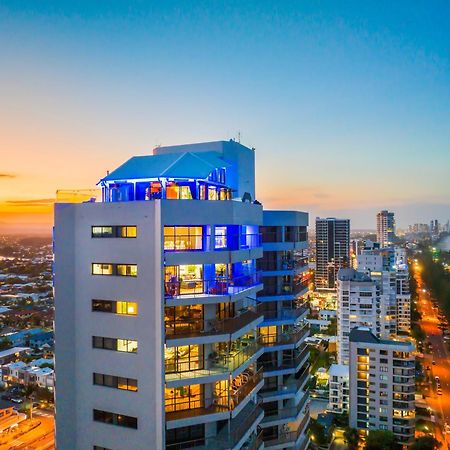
xmin=237 ymin=131 xmax=241 ymax=143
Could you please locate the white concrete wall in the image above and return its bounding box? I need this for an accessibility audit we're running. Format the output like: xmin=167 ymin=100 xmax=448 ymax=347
xmin=54 ymin=201 xmax=164 ymax=450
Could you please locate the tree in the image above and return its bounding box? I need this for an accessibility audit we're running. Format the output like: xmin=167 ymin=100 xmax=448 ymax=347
xmin=0 ymin=337 xmax=12 ymax=351
xmin=364 ymin=430 xmax=395 ymax=450
xmin=309 ymin=419 xmax=327 ymax=446
xmin=410 ymin=436 xmax=441 ymax=450
xmin=344 ymin=427 xmax=359 ymax=450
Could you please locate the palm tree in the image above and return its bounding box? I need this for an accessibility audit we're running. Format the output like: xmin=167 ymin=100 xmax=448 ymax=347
xmin=23 ymin=383 xmax=38 ymax=421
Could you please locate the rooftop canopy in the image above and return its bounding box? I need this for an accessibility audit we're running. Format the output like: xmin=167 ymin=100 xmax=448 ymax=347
xmin=100 ymin=151 xmax=231 ymax=183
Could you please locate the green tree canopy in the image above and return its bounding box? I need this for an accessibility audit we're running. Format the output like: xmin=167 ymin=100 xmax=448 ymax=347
xmin=410 ymin=436 xmax=441 ymax=450
xmin=364 ymin=430 xmax=395 ymax=450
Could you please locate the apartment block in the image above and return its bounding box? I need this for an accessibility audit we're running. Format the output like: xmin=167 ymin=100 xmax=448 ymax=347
xmin=349 ymin=327 xmax=415 ymax=446
xmin=54 ymin=140 xmax=310 ymax=450
xmin=328 ymin=363 xmax=349 ymax=414
xmin=315 ymin=218 xmax=350 ymax=291
xmin=336 ymin=269 xmax=380 ymax=365
xmin=257 ymin=211 xmax=311 ymax=450
xmin=376 ymin=211 xmax=396 ymax=248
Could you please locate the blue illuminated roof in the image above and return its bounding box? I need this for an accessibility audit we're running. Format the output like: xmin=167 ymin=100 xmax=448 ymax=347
xmin=100 ymin=151 xmax=231 ymax=183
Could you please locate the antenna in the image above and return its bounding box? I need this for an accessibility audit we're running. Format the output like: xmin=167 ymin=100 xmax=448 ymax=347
xmin=237 ymin=131 xmax=241 ymax=143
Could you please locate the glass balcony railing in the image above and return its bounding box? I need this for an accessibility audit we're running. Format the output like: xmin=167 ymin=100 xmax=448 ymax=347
xmin=258 ymin=281 xmax=308 ymax=298
xmin=258 ymin=304 xmax=309 ymax=321
xmin=165 ymin=273 xmax=262 ymax=298
xmin=258 ymin=258 xmax=308 ymax=272
xmin=258 ymin=346 xmax=309 ymax=373
xmin=259 ymin=325 xmax=309 ymax=348
xmin=165 ymin=368 xmax=263 ymax=422
xmin=165 ymin=339 xmax=262 ymax=382
xmin=262 ymin=392 xmax=309 ymax=423
xmin=166 ymin=310 xmax=263 ymax=339
xmin=263 ymin=410 xmax=309 ymax=446
xmin=260 ymin=371 xmax=309 ymax=397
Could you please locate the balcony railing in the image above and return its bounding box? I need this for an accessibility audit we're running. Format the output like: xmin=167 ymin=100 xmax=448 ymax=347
xmin=166 ymin=339 xmax=262 ymax=381
xmin=261 ymin=231 xmax=308 ymax=244
xmin=258 ymin=258 xmax=308 ymax=272
xmin=164 ymin=234 xmax=262 ymax=252
xmin=165 ymin=273 xmax=262 ymax=298
xmin=262 ymin=391 xmax=309 ymax=423
xmin=165 ymin=309 xmax=263 ymax=339
xmin=166 ymin=369 xmax=263 ymax=422
xmin=263 ymin=409 xmax=309 ymax=447
xmin=258 ymin=281 xmax=308 ymax=298
xmin=258 ymin=346 xmax=309 ymax=373
xmin=258 ymin=304 xmax=309 ymax=321
xmin=259 ymin=325 xmax=309 ymax=348
xmin=260 ymin=370 xmax=309 ymax=397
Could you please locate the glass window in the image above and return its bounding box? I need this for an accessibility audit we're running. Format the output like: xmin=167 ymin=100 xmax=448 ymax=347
xmin=215 ymin=226 xmax=227 ymax=249
xmin=117 ymin=339 xmax=138 ymax=353
xmin=117 ymin=301 xmax=138 ymax=315
xmin=92 ymin=300 xmax=114 ymax=313
xmin=92 ymin=226 xmax=114 ymax=237
xmin=165 ymin=345 xmax=203 ymax=373
xmin=119 ymin=226 xmax=137 ymax=238
xmin=165 ymin=385 xmax=203 ymax=413
xmin=166 ymin=182 xmax=179 ymax=199
xmin=92 ymin=264 xmax=113 ymax=275
xmin=179 ymin=186 xmax=193 ymax=200
xmin=164 ymin=226 xmax=203 ymax=251
xmin=208 ymin=186 xmax=217 ymax=200
xmin=116 ymin=264 xmax=137 ymax=277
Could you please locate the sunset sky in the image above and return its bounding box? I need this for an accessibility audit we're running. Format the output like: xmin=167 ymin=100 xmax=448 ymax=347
xmin=1 ymin=0 xmax=450 ymax=234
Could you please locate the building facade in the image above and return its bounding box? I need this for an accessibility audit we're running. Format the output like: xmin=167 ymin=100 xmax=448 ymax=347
xmin=349 ymin=327 xmax=415 ymax=447
xmin=315 ymin=218 xmax=350 ymax=291
xmin=336 ymin=269 xmax=380 ymax=365
xmin=328 ymin=363 xmax=349 ymax=414
xmin=257 ymin=211 xmax=311 ymax=449
xmin=376 ymin=211 xmax=396 ymax=248
xmin=54 ymin=140 xmax=310 ymax=450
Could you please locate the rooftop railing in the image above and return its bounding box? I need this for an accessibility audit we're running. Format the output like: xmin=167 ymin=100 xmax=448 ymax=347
xmin=55 ymin=189 xmax=101 ymax=203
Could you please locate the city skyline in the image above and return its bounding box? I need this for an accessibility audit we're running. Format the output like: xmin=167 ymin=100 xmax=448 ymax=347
xmin=1 ymin=1 xmax=450 ymax=233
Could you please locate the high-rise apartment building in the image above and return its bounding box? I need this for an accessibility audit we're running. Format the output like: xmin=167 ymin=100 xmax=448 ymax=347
xmin=256 ymin=211 xmax=311 ymax=449
xmin=395 ymin=262 xmax=411 ymax=335
xmin=315 ymin=218 xmax=350 ymax=291
xmin=349 ymin=327 xmax=415 ymax=447
xmin=328 ymin=364 xmax=349 ymax=414
xmin=336 ymin=269 xmax=380 ymax=365
xmin=376 ymin=210 xmax=396 ymax=248
xmin=54 ymin=140 xmax=310 ymax=450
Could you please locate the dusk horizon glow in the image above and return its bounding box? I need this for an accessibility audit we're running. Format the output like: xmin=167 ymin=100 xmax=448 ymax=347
xmin=1 ymin=1 xmax=449 ymax=233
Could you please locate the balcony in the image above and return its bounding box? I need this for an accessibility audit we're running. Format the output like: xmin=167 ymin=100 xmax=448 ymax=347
xmin=166 ymin=369 xmax=264 ymax=426
xmin=263 ymin=411 xmax=310 ymax=448
xmin=165 ymin=273 xmax=263 ymax=304
xmin=258 ymin=257 xmax=308 ymax=274
xmin=258 ymin=304 xmax=309 ymax=324
xmin=165 ymin=339 xmax=263 ymax=385
xmin=260 ymin=371 xmax=309 ymax=401
xmin=259 ymin=325 xmax=309 ymax=350
xmin=259 ymin=346 xmax=309 ymax=375
xmin=257 ymin=281 xmax=308 ymax=301
xmin=165 ymin=309 xmax=263 ymax=344
xmin=261 ymin=392 xmax=309 ymax=426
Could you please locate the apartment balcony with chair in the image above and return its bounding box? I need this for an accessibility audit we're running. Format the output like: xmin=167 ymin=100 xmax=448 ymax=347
xmin=165 ymin=339 xmax=264 ymax=386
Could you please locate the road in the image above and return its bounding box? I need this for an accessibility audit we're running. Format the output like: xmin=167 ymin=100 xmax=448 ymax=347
xmin=414 ymin=262 xmax=450 ymax=447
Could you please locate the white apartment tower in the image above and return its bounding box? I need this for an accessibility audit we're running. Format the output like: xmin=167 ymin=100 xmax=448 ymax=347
xmin=328 ymin=364 xmax=349 ymax=414
xmin=376 ymin=210 xmax=395 ymax=248
xmin=54 ymin=140 xmax=310 ymax=450
xmin=315 ymin=218 xmax=350 ymax=291
xmin=336 ymin=269 xmax=380 ymax=365
xmin=349 ymin=328 xmax=415 ymax=446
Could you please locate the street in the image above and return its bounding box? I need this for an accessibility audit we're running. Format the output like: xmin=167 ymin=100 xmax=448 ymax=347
xmin=414 ymin=263 xmax=450 ymax=447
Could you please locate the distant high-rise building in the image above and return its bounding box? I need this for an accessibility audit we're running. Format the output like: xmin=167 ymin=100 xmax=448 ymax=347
xmin=336 ymin=268 xmax=380 ymax=365
xmin=376 ymin=210 xmax=395 ymax=248
xmin=315 ymin=218 xmax=350 ymax=290
xmin=349 ymin=327 xmax=415 ymax=446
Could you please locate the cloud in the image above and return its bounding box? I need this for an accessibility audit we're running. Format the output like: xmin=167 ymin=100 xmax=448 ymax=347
xmin=0 ymin=173 xmax=16 ymax=179
xmin=6 ymin=199 xmax=55 ymax=207
xmin=313 ymin=192 xmax=330 ymax=199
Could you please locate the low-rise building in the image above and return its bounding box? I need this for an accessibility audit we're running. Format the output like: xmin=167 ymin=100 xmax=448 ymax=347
xmin=328 ymin=364 xmax=349 ymax=414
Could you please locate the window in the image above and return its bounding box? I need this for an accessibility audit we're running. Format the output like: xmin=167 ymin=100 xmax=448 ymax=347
xmin=93 ymin=373 xmax=138 ymax=392
xmin=92 ymin=336 xmax=138 ymax=353
xmin=117 ymin=264 xmax=137 ymax=277
xmin=165 ymin=385 xmax=202 ymax=413
xmin=93 ymin=409 xmax=137 ymax=429
xmin=92 ymin=300 xmax=138 ymax=315
xmin=92 ymin=225 xmax=137 ymax=238
xmin=92 ymin=263 xmax=137 ymax=277
xmin=92 ymin=264 xmax=113 ymax=276
xmin=164 ymin=226 xmax=204 ymax=251
xmin=165 ymin=345 xmax=203 ymax=374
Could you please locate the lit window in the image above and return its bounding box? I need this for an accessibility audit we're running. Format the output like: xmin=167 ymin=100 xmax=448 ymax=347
xmin=117 ymin=264 xmax=137 ymax=277
xmin=120 ymin=226 xmax=137 ymax=238
xmin=208 ymin=186 xmax=217 ymax=200
xmin=117 ymin=301 xmax=138 ymax=315
xmin=117 ymin=339 xmax=138 ymax=353
xmin=92 ymin=264 xmax=113 ymax=275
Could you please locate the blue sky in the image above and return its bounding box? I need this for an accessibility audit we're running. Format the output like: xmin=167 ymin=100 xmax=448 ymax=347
xmin=1 ymin=0 xmax=449 ymax=231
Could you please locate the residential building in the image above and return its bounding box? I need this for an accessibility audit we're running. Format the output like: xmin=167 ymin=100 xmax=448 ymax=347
xmin=328 ymin=364 xmax=349 ymax=414
xmin=349 ymin=327 xmax=415 ymax=446
xmin=1 ymin=360 xmax=54 ymax=389
xmin=257 ymin=211 xmax=311 ymax=449
xmin=54 ymin=140 xmax=310 ymax=450
xmin=376 ymin=211 xmax=396 ymax=248
xmin=336 ymin=269 xmax=380 ymax=365
xmin=315 ymin=218 xmax=350 ymax=291
xmin=0 ymin=347 xmax=30 ymax=365
xmin=395 ymin=262 xmax=411 ymax=335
